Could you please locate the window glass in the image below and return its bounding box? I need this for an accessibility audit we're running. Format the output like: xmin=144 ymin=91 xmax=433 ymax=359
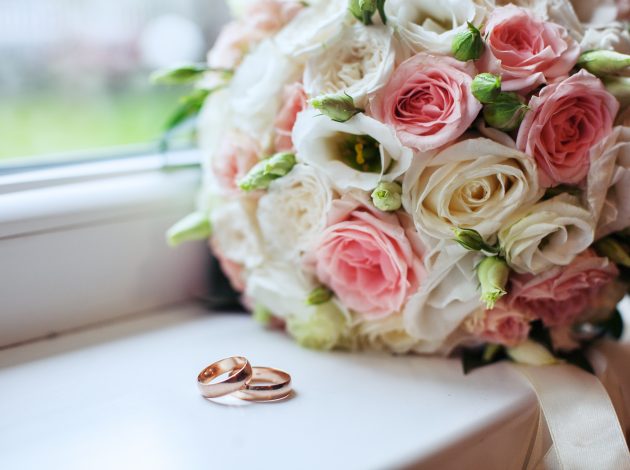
xmin=0 ymin=0 xmax=229 ymax=165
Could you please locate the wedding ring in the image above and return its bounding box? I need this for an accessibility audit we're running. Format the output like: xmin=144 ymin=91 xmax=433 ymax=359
xmin=234 ymin=366 xmax=292 ymax=402
xmin=197 ymin=356 xmax=252 ymax=398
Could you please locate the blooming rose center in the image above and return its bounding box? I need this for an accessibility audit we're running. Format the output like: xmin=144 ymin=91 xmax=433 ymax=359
xmin=491 ymin=17 xmax=543 ymax=59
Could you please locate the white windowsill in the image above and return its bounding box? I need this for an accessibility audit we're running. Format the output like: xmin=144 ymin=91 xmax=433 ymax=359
xmin=0 ymin=302 xmax=541 ymax=470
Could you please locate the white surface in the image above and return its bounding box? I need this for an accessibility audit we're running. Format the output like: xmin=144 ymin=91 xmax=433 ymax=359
xmin=0 ymin=304 xmax=539 ymax=470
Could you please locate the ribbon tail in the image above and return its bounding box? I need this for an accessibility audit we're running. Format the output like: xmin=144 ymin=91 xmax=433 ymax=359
xmin=515 ymin=363 xmax=630 ymax=470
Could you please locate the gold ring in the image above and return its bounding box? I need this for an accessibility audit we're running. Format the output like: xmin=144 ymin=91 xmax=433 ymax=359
xmin=234 ymin=366 xmax=292 ymax=402
xmin=197 ymin=356 xmax=252 ymax=398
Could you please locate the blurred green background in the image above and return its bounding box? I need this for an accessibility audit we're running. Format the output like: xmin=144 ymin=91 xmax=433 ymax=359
xmin=0 ymin=0 xmax=230 ymax=163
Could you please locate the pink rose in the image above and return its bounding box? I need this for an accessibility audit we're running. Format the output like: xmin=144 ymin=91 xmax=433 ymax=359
xmin=273 ymin=83 xmax=307 ymax=152
xmin=368 ymin=53 xmax=482 ymax=152
xmin=618 ymin=0 xmax=630 ymax=21
xmin=469 ymin=303 xmax=531 ymax=348
xmin=246 ymin=0 xmax=304 ymax=35
xmin=211 ymin=132 xmax=260 ymax=195
xmin=517 ymin=71 xmax=619 ymax=187
xmin=208 ymin=22 xmax=252 ymax=70
xmin=307 ymin=195 xmax=426 ymax=318
xmin=209 ymin=239 xmax=246 ymax=293
xmin=509 ymin=249 xmax=619 ymax=327
xmin=479 ymin=5 xmax=580 ymax=92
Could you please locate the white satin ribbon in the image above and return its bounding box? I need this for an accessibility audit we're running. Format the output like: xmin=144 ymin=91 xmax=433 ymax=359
xmin=515 ymin=363 xmax=630 ymax=470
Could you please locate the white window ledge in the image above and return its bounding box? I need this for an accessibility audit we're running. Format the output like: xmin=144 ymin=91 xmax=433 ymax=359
xmin=0 ymin=303 xmax=543 ymax=470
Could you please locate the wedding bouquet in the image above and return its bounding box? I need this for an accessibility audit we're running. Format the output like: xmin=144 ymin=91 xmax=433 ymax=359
xmin=160 ymin=0 xmax=630 ymax=372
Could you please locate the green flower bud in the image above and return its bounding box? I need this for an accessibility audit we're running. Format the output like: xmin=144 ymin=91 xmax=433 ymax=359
xmin=287 ymin=304 xmax=348 ymax=351
xmin=253 ymin=303 xmax=274 ymax=326
xmin=452 ymin=22 xmax=484 ymax=61
xmin=371 ymin=181 xmax=402 ymax=212
xmin=238 ymin=152 xmax=296 ymax=191
xmin=310 ymin=93 xmax=362 ymax=122
xmin=483 ymin=92 xmax=529 ymax=132
xmin=595 ymin=238 xmax=630 ymax=268
xmin=471 ymin=73 xmax=502 ymax=104
xmin=602 ymin=76 xmax=630 ymax=107
xmin=477 ymin=256 xmax=510 ymax=309
xmin=507 ymin=340 xmax=558 ymax=366
xmin=166 ymin=211 xmax=212 ymax=247
xmin=578 ymin=50 xmax=630 ymax=77
xmin=453 ymin=227 xmax=498 ymax=253
xmin=349 ymin=0 xmax=386 ymax=25
xmin=306 ymin=286 xmax=333 ymax=306
xmin=263 ymin=152 xmax=296 ymax=177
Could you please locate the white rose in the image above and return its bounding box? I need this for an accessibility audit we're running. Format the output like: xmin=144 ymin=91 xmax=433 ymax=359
xmin=385 ymin=0 xmax=488 ymax=55
xmin=353 ymin=313 xmax=425 ymax=354
xmin=257 ymin=164 xmax=334 ymax=261
xmin=586 ymin=126 xmax=630 ymax=239
xmin=210 ymin=195 xmax=264 ymax=269
xmin=229 ymin=40 xmax=300 ymax=148
xmin=581 ymin=24 xmax=630 ymax=54
xmin=402 ymin=244 xmax=482 ymax=353
xmin=198 ymin=88 xmax=232 ymax=173
xmin=273 ymin=0 xmax=349 ymax=57
xmin=292 ymin=109 xmax=413 ymax=191
xmin=403 ymin=138 xmax=541 ymax=244
xmin=303 ymin=23 xmax=395 ymax=108
xmin=498 ymin=194 xmax=595 ymax=275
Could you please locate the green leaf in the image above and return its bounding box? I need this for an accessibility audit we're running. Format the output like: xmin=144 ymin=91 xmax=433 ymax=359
xmin=164 ymin=88 xmax=211 ymax=132
xmin=376 ymin=0 xmax=387 ymax=24
xmin=599 ymin=309 xmax=624 ymax=340
xmin=151 ymin=64 xmax=233 ymax=85
xmin=558 ymin=350 xmax=595 ymax=375
xmin=166 ymin=212 xmax=212 ymax=247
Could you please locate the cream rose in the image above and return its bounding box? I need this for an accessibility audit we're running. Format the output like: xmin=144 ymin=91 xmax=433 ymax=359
xmin=273 ymin=0 xmax=349 ymax=57
xmin=498 ymin=194 xmax=595 ymax=275
xmin=385 ymin=0 xmax=488 ymax=55
xmin=353 ymin=313 xmax=425 ymax=354
xmin=304 ymin=23 xmax=395 ymax=108
xmin=402 ymin=244 xmax=482 ymax=353
xmin=257 ymin=164 xmax=334 ymax=261
xmin=229 ymin=40 xmax=300 ymax=148
xmin=403 ymin=138 xmax=541 ymax=243
xmin=292 ymin=109 xmax=413 ymax=191
xmin=586 ymin=126 xmax=630 ymax=239
xmin=210 ymin=196 xmax=264 ymax=270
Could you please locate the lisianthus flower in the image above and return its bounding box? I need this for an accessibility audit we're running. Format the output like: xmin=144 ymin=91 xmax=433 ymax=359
xmin=257 ymin=164 xmax=334 ymax=261
xmin=498 ymin=194 xmax=594 ymax=275
xmin=306 ymin=195 xmax=426 ymax=319
xmin=403 ymin=138 xmax=541 ymax=244
xmin=369 ymin=53 xmax=481 ymax=153
xmin=478 ymin=5 xmax=580 ymax=92
xmin=517 ymin=70 xmax=619 ymax=188
xmin=509 ymin=249 xmax=619 ymax=327
xmin=292 ymin=109 xmax=413 ymax=191
xmin=304 ymin=23 xmax=395 ymax=108
xmin=385 ymin=0 xmax=488 ymax=55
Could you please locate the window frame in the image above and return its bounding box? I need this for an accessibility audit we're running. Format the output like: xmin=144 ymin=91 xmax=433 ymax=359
xmin=0 ymin=149 xmax=210 ymax=348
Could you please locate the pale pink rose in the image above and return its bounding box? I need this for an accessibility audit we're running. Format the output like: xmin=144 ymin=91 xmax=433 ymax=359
xmin=307 ymin=195 xmax=426 ymax=318
xmin=517 ymin=71 xmax=619 ymax=187
xmin=207 ymin=1 xmax=302 ymax=70
xmin=273 ymin=83 xmax=307 ymax=152
xmin=368 ymin=53 xmax=482 ymax=153
xmin=479 ymin=5 xmax=580 ymax=92
xmin=246 ymin=0 xmax=304 ymax=35
xmin=209 ymin=239 xmax=246 ymax=293
xmin=211 ymin=132 xmax=260 ymax=194
xmin=509 ymin=249 xmax=619 ymax=327
xmin=207 ymin=22 xmax=252 ymax=69
xmin=469 ymin=303 xmax=531 ymax=348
